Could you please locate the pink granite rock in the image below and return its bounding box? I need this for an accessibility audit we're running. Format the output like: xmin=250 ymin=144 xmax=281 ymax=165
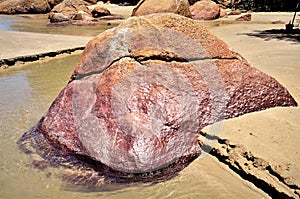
xmin=132 ymin=0 xmax=191 ymax=18
xmin=20 ymin=14 xmax=297 ymax=179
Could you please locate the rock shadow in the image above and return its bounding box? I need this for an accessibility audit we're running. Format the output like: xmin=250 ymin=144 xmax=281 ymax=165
xmin=240 ymin=28 xmax=300 ymax=43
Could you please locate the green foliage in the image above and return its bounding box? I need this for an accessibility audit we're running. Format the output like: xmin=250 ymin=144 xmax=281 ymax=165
xmin=215 ymin=0 xmax=300 ymax=11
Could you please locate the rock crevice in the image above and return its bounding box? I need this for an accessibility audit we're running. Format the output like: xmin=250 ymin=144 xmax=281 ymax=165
xmin=72 ymin=51 xmax=243 ymax=82
xmin=199 ymin=132 xmax=300 ymax=199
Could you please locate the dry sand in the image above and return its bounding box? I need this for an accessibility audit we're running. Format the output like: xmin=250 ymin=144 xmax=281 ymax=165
xmin=206 ymin=12 xmax=300 ymax=198
xmin=0 ymin=30 xmax=93 ymax=69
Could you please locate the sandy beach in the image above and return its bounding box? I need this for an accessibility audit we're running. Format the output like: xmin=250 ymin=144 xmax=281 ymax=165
xmin=207 ymin=15 xmax=300 ymax=197
xmin=0 ymin=30 xmax=93 ymax=69
xmin=0 ymin=31 xmax=92 ymax=60
xmin=0 ymin=4 xmax=299 ymax=198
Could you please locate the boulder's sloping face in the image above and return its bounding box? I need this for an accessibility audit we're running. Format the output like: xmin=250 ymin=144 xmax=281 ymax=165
xmin=35 ymin=14 xmax=296 ymax=174
xmin=190 ymin=0 xmax=220 ymax=20
xmin=132 ymin=0 xmax=191 ymax=18
xmin=0 ymin=0 xmax=51 ymax=14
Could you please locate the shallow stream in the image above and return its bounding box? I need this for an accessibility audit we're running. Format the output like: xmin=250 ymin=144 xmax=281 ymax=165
xmin=0 ymin=14 xmax=114 ymax=36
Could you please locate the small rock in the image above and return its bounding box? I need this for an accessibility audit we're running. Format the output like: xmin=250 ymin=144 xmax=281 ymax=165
xmin=132 ymin=0 xmax=191 ymax=18
xmin=91 ymin=6 xmax=111 ymax=18
xmin=49 ymin=12 xmax=70 ymax=22
xmin=253 ymin=158 xmax=268 ymax=169
xmin=73 ymin=10 xmax=94 ymax=21
xmin=235 ymin=13 xmax=251 ymax=21
xmin=219 ymin=8 xmax=227 ymax=17
xmin=190 ymin=0 xmax=220 ymax=20
xmin=271 ymin=20 xmax=285 ymax=24
xmin=229 ymin=9 xmax=241 ymax=15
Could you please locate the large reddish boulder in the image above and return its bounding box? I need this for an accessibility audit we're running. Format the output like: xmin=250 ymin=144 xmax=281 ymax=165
xmin=20 ymin=14 xmax=297 ymax=177
xmin=132 ymin=0 xmax=191 ymax=18
xmin=0 ymin=0 xmax=51 ymax=14
xmin=190 ymin=0 xmax=220 ymax=20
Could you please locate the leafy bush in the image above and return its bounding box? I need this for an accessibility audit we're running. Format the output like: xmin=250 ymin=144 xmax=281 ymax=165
xmin=215 ymin=0 xmax=300 ymax=11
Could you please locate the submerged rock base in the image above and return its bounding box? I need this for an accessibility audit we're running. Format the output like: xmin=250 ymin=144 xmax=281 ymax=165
xmin=19 ymin=127 xmax=200 ymax=190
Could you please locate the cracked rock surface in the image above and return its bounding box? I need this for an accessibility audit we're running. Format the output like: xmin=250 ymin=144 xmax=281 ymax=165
xmin=19 ymin=14 xmax=297 ymax=187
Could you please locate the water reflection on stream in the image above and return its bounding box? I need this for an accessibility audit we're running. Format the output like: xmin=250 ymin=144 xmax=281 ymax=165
xmin=0 ymin=14 xmax=116 ymax=36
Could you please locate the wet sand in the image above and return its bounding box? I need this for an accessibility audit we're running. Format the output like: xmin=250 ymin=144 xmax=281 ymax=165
xmin=0 ymin=30 xmax=92 ymax=70
xmin=0 ymin=6 xmax=299 ymax=198
xmin=0 ymin=30 xmax=92 ymax=63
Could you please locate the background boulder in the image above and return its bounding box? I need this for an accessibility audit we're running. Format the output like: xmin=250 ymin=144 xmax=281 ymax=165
xmin=0 ymin=0 xmax=51 ymax=14
xmin=91 ymin=6 xmax=111 ymax=17
xmin=190 ymin=0 xmax=220 ymax=20
xmin=49 ymin=0 xmax=92 ymax=22
xmin=49 ymin=12 xmax=70 ymax=22
xmin=132 ymin=0 xmax=191 ymax=18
